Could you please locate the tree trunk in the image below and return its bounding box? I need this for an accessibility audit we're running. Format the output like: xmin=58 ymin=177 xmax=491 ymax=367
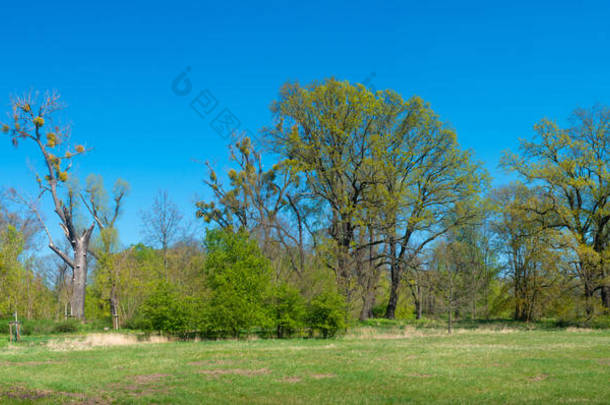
xmin=385 ymin=239 xmax=399 ymax=319
xmin=359 ymin=288 xmax=376 ymax=320
xmin=602 ymin=285 xmax=610 ymax=311
xmin=447 ymin=305 xmax=453 ymax=334
xmin=584 ymin=282 xmax=594 ymax=318
xmin=70 ymin=242 xmax=90 ymax=320
xmin=359 ymin=231 xmax=379 ymax=321
xmin=110 ymin=283 xmax=119 ymax=330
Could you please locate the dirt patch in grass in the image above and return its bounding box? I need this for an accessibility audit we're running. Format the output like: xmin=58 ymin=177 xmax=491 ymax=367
xmin=0 ymin=386 xmax=103 ymax=403
xmin=0 ymin=386 xmax=53 ymax=401
xmin=108 ymin=373 xmax=171 ymax=398
xmin=310 ymin=373 xmax=336 ymax=379
xmin=279 ymin=376 xmax=302 ymax=383
xmin=597 ymin=358 xmax=610 ymax=366
xmin=132 ymin=373 xmax=170 ymax=384
xmin=189 ymin=359 xmax=234 ymax=366
xmin=197 ymin=368 xmax=271 ymax=377
xmin=408 ymin=373 xmax=434 ymax=378
xmin=529 ymin=373 xmax=549 ymax=382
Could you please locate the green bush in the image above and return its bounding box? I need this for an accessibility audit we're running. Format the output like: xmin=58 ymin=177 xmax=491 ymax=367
xmin=139 ymin=281 xmax=196 ymax=335
xmin=371 ymin=303 xmax=387 ymax=318
xmin=53 ymin=320 xmax=79 ymax=333
xmin=591 ymin=315 xmax=610 ymax=329
xmin=306 ymin=291 xmax=347 ymax=338
xmin=1 ymin=319 xmax=83 ymax=336
xmin=202 ymin=229 xmax=272 ymax=338
xmin=271 ymin=284 xmax=306 ymax=338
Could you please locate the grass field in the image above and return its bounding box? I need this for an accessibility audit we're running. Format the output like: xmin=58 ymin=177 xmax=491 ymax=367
xmin=0 ymin=326 xmax=609 ymax=404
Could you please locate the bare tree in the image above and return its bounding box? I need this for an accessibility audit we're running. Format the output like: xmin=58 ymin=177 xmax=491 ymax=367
xmin=2 ymin=92 xmax=93 ymax=320
xmin=139 ymin=190 xmax=183 ymax=278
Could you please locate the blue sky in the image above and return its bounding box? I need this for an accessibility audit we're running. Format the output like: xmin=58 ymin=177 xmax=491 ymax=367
xmin=1 ymin=0 xmax=609 ymax=247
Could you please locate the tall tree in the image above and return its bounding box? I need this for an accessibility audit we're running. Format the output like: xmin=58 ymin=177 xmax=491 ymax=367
xmin=373 ymin=97 xmax=486 ymax=318
xmin=502 ymin=105 xmax=610 ymax=313
xmin=266 ymin=79 xmax=403 ymax=304
xmin=82 ymin=174 xmax=129 ymax=329
xmin=2 ymin=92 xmax=92 ymax=319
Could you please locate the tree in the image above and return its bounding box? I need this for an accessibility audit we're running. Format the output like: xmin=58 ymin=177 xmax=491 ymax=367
xmin=492 ymin=185 xmax=564 ymax=321
xmin=83 ymin=174 xmax=129 ymax=329
xmin=266 ymin=79 xmax=486 ymax=319
xmin=197 ymin=136 xmax=310 ymax=279
xmin=140 ymin=190 xmax=183 ymax=278
xmin=502 ymin=105 xmax=610 ymax=314
xmin=430 ymin=240 xmax=470 ymax=333
xmin=2 ymin=92 xmax=93 ymax=319
xmin=372 ymin=97 xmax=487 ymax=319
xmin=266 ymin=79 xmax=404 ymax=306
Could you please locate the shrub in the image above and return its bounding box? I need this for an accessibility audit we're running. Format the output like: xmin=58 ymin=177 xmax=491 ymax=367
xmin=371 ymin=303 xmax=387 ymax=319
xmin=203 ymin=229 xmax=272 ymax=338
xmin=591 ymin=315 xmax=610 ymax=329
xmin=139 ymin=281 xmax=196 ymax=335
xmin=306 ymin=291 xmax=347 ymax=338
xmin=271 ymin=284 xmax=306 ymax=338
xmin=53 ymin=320 xmax=79 ymax=333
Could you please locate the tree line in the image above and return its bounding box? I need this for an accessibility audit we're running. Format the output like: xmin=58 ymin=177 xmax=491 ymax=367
xmin=1 ymin=79 xmax=609 ymax=336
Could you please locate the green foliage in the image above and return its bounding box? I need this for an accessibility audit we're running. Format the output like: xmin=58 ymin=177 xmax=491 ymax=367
xmin=306 ymin=291 xmax=347 ymax=337
xmin=52 ymin=320 xmax=80 ymax=333
xmin=1 ymin=319 xmax=83 ymax=335
xmin=271 ymin=284 xmax=306 ymax=338
xmin=203 ymin=229 xmax=272 ymax=337
xmin=139 ymin=281 xmax=196 ymax=335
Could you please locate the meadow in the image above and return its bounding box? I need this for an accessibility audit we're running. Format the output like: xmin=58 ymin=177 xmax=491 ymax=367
xmin=0 ymin=324 xmax=608 ymax=404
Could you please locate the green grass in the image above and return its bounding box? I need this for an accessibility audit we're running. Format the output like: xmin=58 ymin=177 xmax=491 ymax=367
xmin=0 ymin=328 xmax=609 ymax=404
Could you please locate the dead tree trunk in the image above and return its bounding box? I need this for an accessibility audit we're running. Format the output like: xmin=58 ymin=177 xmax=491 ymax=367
xmin=69 ymin=230 xmax=94 ymax=320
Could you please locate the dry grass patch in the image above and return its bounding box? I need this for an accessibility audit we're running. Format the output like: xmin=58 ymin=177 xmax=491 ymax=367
xmin=529 ymin=373 xmax=549 ymax=382
xmin=310 ymin=373 xmax=336 ymax=379
xmin=279 ymin=376 xmax=302 ymax=383
xmin=188 ymin=359 xmax=235 ymax=366
xmin=408 ymin=373 xmax=434 ymax=378
xmin=597 ymin=358 xmax=610 ymax=366
xmin=0 ymin=360 xmax=63 ymax=366
xmin=197 ymin=368 xmax=271 ymax=377
xmin=47 ymin=333 xmax=170 ymax=351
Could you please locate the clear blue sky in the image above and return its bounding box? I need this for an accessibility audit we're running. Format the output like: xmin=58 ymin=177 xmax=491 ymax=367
xmin=1 ymin=0 xmax=609 ymax=246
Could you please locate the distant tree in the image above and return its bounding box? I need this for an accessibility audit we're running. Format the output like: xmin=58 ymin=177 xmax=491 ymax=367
xmin=430 ymin=240 xmax=471 ymax=333
xmin=492 ymin=185 xmax=564 ymax=321
xmin=140 ymin=190 xmax=183 ymax=278
xmin=0 ymin=192 xmax=41 ymax=251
